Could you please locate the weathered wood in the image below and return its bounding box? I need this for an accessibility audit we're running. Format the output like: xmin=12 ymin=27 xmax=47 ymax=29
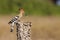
xmin=9 ymin=21 xmax=32 ymax=40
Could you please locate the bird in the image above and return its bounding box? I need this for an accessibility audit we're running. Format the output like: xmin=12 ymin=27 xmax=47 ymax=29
xmin=8 ymin=8 xmax=25 ymax=32
xmin=8 ymin=8 xmax=25 ymax=24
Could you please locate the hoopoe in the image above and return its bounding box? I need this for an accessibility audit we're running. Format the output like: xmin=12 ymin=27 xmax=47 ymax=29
xmin=8 ymin=8 xmax=25 ymax=32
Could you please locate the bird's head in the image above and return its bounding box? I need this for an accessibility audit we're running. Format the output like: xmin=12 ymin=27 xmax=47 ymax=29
xmin=19 ymin=8 xmax=25 ymax=15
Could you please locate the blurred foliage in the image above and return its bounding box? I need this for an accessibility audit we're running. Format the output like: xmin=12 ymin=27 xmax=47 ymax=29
xmin=0 ymin=0 xmax=60 ymax=16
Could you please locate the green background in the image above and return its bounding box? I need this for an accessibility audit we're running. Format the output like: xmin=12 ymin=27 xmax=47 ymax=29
xmin=0 ymin=0 xmax=60 ymax=16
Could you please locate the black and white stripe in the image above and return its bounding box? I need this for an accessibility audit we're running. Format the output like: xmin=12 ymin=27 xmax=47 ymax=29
xmin=8 ymin=16 xmax=19 ymax=24
xmin=8 ymin=16 xmax=19 ymax=32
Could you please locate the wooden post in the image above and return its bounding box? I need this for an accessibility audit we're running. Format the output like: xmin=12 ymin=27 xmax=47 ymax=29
xmin=9 ymin=21 xmax=32 ymax=40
